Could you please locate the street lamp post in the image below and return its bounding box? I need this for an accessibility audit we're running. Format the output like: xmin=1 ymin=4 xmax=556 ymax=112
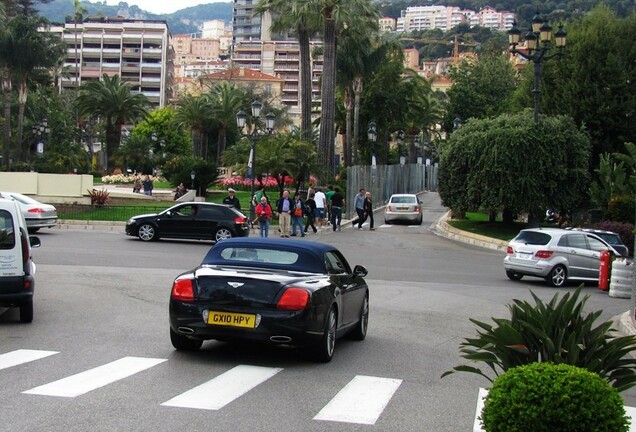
xmin=508 ymin=13 xmax=567 ymax=125
xmin=190 ymin=170 xmax=196 ymax=194
xmin=367 ymin=121 xmax=377 ymax=167
xmin=32 ymin=119 xmax=50 ymax=159
xmin=236 ymin=100 xmax=275 ymax=221
xmin=453 ymin=116 xmax=462 ymax=132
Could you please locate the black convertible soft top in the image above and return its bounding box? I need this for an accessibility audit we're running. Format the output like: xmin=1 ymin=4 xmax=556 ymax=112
xmin=201 ymin=238 xmax=338 ymax=274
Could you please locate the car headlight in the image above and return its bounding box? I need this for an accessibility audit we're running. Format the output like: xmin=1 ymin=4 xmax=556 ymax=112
xmin=127 ymin=218 xmax=136 ymax=225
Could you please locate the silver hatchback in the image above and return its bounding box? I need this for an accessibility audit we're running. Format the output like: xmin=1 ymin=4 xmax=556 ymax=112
xmin=503 ymin=227 xmax=619 ymax=287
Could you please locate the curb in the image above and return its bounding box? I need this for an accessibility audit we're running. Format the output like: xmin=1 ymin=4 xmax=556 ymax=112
xmin=433 ymin=210 xmax=509 ymax=252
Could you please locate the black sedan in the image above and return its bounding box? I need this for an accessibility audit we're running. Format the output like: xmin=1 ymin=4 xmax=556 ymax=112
xmin=125 ymin=202 xmax=250 ymax=242
xmin=169 ymin=238 xmax=369 ymax=362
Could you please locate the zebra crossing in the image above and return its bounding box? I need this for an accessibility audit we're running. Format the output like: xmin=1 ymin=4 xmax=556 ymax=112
xmin=2 ymin=349 xmax=402 ymax=425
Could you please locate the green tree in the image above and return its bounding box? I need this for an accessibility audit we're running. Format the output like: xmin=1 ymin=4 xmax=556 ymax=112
xmin=316 ymin=0 xmax=380 ymax=176
xmin=537 ymin=5 xmax=636 ymax=167
xmin=129 ymin=107 xmax=191 ymax=167
xmin=438 ymin=110 xmax=591 ymax=223
xmin=206 ymin=82 xmax=246 ymax=166
xmin=175 ymin=94 xmax=213 ymax=159
xmin=254 ymin=0 xmax=320 ymax=142
xmin=75 ymin=74 xmax=150 ymax=172
xmin=445 ymin=51 xmax=517 ymax=132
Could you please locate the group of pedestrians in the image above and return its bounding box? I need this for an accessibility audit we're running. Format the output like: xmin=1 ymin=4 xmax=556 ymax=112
xmin=354 ymin=188 xmax=375 ymax=230
xmin=222 ymin=184 xmax=370 ymax=238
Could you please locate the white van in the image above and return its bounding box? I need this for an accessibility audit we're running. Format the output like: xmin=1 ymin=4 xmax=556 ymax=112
xmin=0 ymin=197 xmax=41 ymax=323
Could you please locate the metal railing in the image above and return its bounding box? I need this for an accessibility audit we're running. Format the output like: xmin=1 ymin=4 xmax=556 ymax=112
xmin=57 ymin=204 xmax=172 ymax=222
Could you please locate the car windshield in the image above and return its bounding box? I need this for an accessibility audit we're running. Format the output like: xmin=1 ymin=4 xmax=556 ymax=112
xmin=391 ymin=196 xmax=416 ymax=204
xmin=596 ymin=233 xmax=620 ymax=244
xmin=514 ymin=231 xmax=551 ymax=245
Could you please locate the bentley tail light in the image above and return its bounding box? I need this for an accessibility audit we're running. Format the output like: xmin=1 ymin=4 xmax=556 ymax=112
xmin=235 ymin=216 xmax=247 ymax=224
xmin=507 ymin=246 xmax=514 ymax=254
xmin=277 ymin=287 xmax=309 ymax=311
xmin=171 ymin=278 xmax=194 ymax=301
xmin=28 ymin=208 xmax=45 ymax=213
xmin=535 ymin=250 xmax=554 ymax=259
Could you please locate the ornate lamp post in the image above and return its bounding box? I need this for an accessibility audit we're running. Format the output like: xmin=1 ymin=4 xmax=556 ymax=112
xmin=190 ymin=170 xmax=196 ymax=195
xmin=508 ymin=13 xmax=567 ymax=125
xmin=236 ymin=100 xmax=275 ymax=221
xmin=367 ymin=121 xmax=377 ymax=168
xmin=453 ymin=116 xmax=462 ymax=132
xmin=32 ymin=118 xmax=50 ymax=158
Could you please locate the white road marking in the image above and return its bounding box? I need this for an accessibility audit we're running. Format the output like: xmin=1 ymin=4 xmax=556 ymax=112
xmin=23 ymin=356 xmax=166 ymax=397
xmin=474 ymin=388 xmax=636 ymax=432
xmin=314 ymin=375 xmax=402 ymax=425
xmin=379 ymin=224 xmax=392 ymax=228
xmin=0 ymin=349 xmax=58 ymax=371
xmin=161 ymin=365 xmax=283 ymax=410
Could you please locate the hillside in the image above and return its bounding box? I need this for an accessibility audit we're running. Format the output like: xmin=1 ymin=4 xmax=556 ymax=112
xmin=36 ymin=0 xmax=233 ymax=35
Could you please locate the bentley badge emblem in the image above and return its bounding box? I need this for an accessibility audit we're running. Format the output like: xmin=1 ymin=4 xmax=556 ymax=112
xmin=228 ymin=282 xmax=244 ymax=288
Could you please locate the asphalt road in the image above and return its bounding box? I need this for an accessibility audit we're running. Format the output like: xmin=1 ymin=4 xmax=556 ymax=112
xmin=1 ymin=192 xmax=634 ymax=432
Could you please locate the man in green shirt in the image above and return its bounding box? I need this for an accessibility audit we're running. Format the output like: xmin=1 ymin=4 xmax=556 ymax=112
xmin=325 ymin=185 xmax=335 ymax=226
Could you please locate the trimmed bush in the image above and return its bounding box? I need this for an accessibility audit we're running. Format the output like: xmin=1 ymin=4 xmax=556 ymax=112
xmin=481 ymin=362 xmax=629 ymax=432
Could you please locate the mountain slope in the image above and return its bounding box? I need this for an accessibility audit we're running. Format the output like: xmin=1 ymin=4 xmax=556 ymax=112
xmin=36 ymin=0 xmax=233 ymax=35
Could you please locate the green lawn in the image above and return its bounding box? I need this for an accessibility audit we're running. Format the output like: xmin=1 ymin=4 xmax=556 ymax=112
xmin=447 ymin=212 xmax=528 ymax=241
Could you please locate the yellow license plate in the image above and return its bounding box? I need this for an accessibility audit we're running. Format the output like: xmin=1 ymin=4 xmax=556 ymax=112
xmin=207 ymin=311 xmax=257 ymax=328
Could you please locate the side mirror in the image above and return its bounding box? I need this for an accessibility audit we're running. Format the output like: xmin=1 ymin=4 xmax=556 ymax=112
xmin=29 ymin=236 xmax=41 ymax=248
xmin=353 ymin=264 xmax=368 ymax=278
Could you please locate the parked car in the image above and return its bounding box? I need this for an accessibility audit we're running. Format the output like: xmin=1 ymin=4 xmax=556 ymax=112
xmin=503 ymin=227 xmax=620 ymax=287
xmin=384 ymin=194 xmax=423 ymax=224
xmin=565 ymin=227 xmax=629 ymax=257
xmin=126 ymin=202 xmax=250 ymax=242
xmin=0 ymin=197 xmax=41 ymax=323
xmin=169 ymin=238 xmax=369 ymax=362
xmin=0 ymin=192 xmax=57 ymax=233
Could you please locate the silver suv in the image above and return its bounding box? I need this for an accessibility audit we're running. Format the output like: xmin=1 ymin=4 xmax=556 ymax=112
xmin=503 ymin=227 xmax=619 ymax=287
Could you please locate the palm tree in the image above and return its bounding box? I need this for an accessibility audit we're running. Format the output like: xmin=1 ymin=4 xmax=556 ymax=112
xmin=175 ymin=94 xmax=213 ymax=159
xmin=206 ymin=82 xmax=246 ymax=166
xmin=314 ymin=0 xmax=380 ymax=175
xmin=76 ymin=74 xmax=150 ymax=172
xmin=10 ymin=15 xmax=65 ymax=162
xmin=72 ymin=0 xmax=86 ymax=90
xmin=0 ymin=6 xmax=13 ymax=167
xmin=253 ymin=0 xmax=321 ymax=143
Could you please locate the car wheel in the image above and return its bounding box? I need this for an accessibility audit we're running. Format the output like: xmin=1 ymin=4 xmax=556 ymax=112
xmin=215 ymin=227 xmax=233 ymax=242
xmin=506 ymin=270 xmax=523 ymax=281
xmin=418 ymin=216 xmax=423 ymax=225
xmin=138 ymin=224 xmax=157 ymax=241
xmin=547 ymin=265 xmax=567 ymax=287
xmin=170 ymin=328 xmax=203 ymax=351
xmin=349 ymin=295 xmax=369 ymax=341
xmin=19 ymin=300 xmax=33 ymax=323
xmin=313 ymin=307 xmax=337 ymax=363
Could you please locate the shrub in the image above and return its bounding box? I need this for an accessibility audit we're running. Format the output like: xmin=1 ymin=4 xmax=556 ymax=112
xmin=441 ymin=287 xmax=636 ymax=392
xmin=481 ymin=362 xmax=629 ymax=432
xmin=162 ymin=156 xmax=217 ymax=196
xmin=592 ymin=220 xmax=634 ymax=256
xmin=88 ymin=189 xmax=110 ymax=206
xmin=607 ymin=195 xmax=635 ymax=223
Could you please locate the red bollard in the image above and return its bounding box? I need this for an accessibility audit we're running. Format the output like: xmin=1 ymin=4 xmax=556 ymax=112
xmin=598 ymin=250 xmax=610 ymax=291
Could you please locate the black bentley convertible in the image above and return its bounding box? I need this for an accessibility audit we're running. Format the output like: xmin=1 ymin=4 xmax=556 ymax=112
xmin=169 ymin=238 xmax=369 ymax=362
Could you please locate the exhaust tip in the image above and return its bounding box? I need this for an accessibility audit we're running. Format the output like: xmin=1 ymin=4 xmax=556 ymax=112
xmin=178 ymin=327 xmax=195 ymax=334
xmin=270 ymin=335 xmax=292 ymax=343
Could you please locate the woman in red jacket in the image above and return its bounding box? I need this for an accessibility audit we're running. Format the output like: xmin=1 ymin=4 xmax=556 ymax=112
xmin=255 ymin=196 xmax=272 ymax=237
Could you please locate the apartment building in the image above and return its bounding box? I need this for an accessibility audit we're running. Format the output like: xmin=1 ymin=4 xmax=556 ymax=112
xmin=379 ymin=17 xmax=396 ymax=32
xmin=396 ymin=5 xmax=515 ymax=32
xmin=232 ymin=40 xmax=323 ymax=124
xmin=51 ymin=18 xmax=173 ymax=108
xmin=233 ymin=0 xmax=272 ymax=44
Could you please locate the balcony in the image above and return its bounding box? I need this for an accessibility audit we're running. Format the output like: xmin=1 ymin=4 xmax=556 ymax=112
xmin=102 ymin=63 xmax=121 ymax=69
xmin=141 ymin=63 xmax=162 ymax=70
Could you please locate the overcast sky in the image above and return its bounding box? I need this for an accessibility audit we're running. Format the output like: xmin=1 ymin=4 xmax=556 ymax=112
xmin=102 ymin=0 xmax=227 ymax=15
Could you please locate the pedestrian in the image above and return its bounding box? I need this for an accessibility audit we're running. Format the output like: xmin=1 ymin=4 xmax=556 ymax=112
xmin=314 ymin=188 xmax=327 ymax=228
xmin=354 ymin=188 xmax=366 ymax=230
xmin=329 ymin=187 xmax=345 ymax=232
xmin=222 ymin=188 xmax=241 ymax=210
xmin=142 ymin=175 xmax=154 ymax=196
xmin=325 ymin=185 xmax=335 ymax=226
xmin=252 ymin=186 xmax=267 ymax=208
xmin=275 ymin=190 xmax=293 ymax=238
xmin=132 ymin=175 xmax=142 ymax=193
xmin=364 ymin=191 xmax=375 ymax=231
xmin=255 ymin=196 xmax=272 ymax=238
xmin=174 ymin=182 xmax=187 ymax=200
xmin=290 ymin=192 xmax=306 ymax=237
xmin=304 ymin=192 xmax=318 ymax=234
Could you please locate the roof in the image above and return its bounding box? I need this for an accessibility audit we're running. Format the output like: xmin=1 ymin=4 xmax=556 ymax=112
xmin=202 ymin=238 xmax=337 ymax=273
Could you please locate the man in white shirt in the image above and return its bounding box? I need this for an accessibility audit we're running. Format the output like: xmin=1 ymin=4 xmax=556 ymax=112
xmin=313 ymin=188 xmax=327 ymax=227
